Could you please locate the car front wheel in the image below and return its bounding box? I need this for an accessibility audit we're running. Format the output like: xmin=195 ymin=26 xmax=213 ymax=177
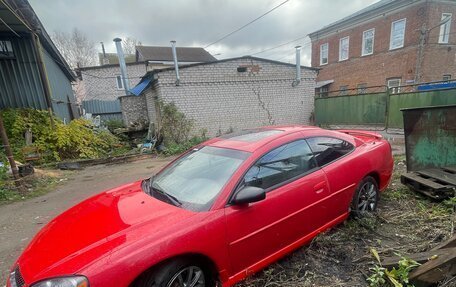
xmin=133 ymin=258 xmax=214 ymax=287
xmin=351 ymin=176 xmax=379 ymax=217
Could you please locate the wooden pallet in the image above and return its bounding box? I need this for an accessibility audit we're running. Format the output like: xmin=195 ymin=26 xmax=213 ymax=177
xmin=381 ymin=235 xmax=456 ymax=287
xmin=401 ymin=167 xmax=456 ymax=200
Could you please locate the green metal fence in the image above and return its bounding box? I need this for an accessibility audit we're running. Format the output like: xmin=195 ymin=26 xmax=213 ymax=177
xmin=315 ymin=92 xmax=387 ymax=126
xmin=315 ymin=87 xmax=456 ymax=129
xmin=387 ymin=88 xmax=456 ymax=128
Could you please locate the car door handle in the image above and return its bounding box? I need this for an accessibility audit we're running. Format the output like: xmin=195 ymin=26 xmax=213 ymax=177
xmin=314 ymin=181 xmax=326 ymax=194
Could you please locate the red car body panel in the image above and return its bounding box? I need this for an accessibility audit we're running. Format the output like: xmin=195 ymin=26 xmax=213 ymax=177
xmin=7 ymin=126 xmax=393 ymax=287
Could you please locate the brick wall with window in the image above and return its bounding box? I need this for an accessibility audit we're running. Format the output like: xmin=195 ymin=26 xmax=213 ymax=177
xmin=78 ymin=63 xmax=149 ymax=101
xmin=310 ymin=0 xmax=456 ymax=93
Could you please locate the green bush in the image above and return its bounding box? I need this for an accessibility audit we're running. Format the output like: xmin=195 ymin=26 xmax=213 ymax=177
xmin=163 ymin=136 xmax=207 ymax=156
xmin=103 ymin=119 xmax=124 ymax=132
xmin=1 ymin=109 xmax=123 ymax=162
xmin=158 ymin=101 xmax=194 ymax=144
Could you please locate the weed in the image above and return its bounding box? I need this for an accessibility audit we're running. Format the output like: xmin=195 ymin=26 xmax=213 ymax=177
xmin=367 ymin=248 xmax=420 ymax=287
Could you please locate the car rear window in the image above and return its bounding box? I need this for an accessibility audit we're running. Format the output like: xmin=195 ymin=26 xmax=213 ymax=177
xmin=306 ymin=137 xmax=354 ymax=166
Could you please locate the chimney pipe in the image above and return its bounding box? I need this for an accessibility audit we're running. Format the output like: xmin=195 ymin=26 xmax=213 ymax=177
xmin=170 ymin=40 xmax=180 ymax=86
xmin=113 ymin=38 xmax=130 ymax=95
xmin=292 ymin=46 xmax=302 ymax=87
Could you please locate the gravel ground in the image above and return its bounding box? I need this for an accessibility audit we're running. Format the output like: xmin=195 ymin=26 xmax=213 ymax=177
xmin=0 ymin=156 xmax=173 ymax=285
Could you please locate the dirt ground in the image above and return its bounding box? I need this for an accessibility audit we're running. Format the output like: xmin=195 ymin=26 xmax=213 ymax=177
xmin=1 ymin=151 xmax=454 ymax=287
xmin=0 ymin=156 xmax=173 ymax=285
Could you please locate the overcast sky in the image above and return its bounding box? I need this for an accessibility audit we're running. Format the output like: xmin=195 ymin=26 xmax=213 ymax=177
xmin=29 ymin=0 xmax=379 ymax=66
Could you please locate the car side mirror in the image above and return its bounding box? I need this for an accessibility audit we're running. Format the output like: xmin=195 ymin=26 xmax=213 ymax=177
xmin=232 ymin=186 xmax=266 ymax=205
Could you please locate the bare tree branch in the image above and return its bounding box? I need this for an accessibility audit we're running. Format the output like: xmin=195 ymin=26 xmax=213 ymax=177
xmin=52 ymin=28 xmax=97 ymax=68
xmin=122 ymin=37 xmax=142 ymax=55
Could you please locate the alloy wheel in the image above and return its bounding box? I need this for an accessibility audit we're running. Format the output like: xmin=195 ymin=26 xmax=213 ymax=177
xmin=167 ymin=266 xmax=205 ymax=287
xmin=357 ymin=181 xmax=377 ymax=212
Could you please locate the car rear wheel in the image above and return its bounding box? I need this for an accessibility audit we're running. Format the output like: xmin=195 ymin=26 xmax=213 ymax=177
xmin=351 ymin=176 xmax=379 ymax=217
xmin=134 ymin=258 xmax=214 ymax=287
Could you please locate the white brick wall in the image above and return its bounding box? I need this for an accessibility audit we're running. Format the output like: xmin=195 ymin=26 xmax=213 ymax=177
xmin=79 ymin=63 xmax=148 ymax=101
xmin=142 ymin=58 xmax=317 ymax=137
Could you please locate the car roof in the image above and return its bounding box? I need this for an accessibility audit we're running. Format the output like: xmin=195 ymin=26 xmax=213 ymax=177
xmin=204 ymin=125 xmax=320 ymax=153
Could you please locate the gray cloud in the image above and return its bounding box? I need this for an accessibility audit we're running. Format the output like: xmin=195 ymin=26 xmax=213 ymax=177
xmin=29 ymin=0 xmax=379 ymax=65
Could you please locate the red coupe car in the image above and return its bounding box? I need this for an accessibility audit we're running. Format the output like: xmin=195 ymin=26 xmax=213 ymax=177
xmin=7 ymin=126 xmax=393 ymax=287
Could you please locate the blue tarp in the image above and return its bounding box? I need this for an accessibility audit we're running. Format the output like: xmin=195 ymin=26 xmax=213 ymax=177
xmin=129 ymin=78 xmax=151 ymax=96
xmin=417 ymin=82 xmax=456 ymax=91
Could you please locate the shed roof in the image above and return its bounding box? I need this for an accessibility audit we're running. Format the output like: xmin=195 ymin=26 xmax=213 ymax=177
xmin=98 ymin=53 xmax=136 ymax=65
xmin=150 ymin=55 xmax=319 ymax=74
xmin=136 ymin=46 xmax=217 ymax=62
xmin=0 ymin=0 xmax=75 ymax=81
xmin=127 ymin=55 xmax=318 ymax=96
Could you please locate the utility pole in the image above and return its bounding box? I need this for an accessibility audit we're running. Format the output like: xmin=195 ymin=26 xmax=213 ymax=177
xmin=414 ymin=23 xmax=427 ymax=84
xmin=414 ymin=15 xmax=451 ymax=84
xmin=31 ymin=31 xmax=55 ymax=129
xmin=0 ymin=113 xmax=25 ymax=194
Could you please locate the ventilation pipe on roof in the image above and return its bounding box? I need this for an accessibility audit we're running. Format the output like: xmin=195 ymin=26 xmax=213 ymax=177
xmin=113 ymin=37 xmax=130 ymax=95
xmin=170 ymin=40 xmax=180 ymax=86
xmin=292 ymin=46 xmax=302 ymax=87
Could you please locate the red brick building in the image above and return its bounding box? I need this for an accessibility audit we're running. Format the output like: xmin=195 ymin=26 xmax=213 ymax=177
xmin=309 ymin=0 xmax=456 ymax=95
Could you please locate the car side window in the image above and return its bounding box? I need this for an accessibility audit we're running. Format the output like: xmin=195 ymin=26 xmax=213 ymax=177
xmin=306 ymin=137 xmax=354 ymax=166
xmin=243 ymin=140 xmax=317 ymax=190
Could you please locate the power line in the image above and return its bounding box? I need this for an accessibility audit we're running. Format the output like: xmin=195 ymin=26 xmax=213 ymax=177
xmin=204 ymin=0 xmax=290 ymax=49
xmin=261 ymin=39 xmax=311 ymax=59
xmin=249 ymin=34 xmax=309 ymax=56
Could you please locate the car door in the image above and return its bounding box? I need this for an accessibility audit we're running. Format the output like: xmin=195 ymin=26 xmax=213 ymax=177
xmin=224 ymin=138 xmax=330 ymax=275
xmin=306 ymin=136 xmax=357 ymax=220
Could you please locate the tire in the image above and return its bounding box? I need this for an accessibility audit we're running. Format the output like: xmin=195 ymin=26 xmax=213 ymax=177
xmin=133 ymin=258 xmax=215 ymax=287
xmin=351 ymin=176 xmax=379 ymax=218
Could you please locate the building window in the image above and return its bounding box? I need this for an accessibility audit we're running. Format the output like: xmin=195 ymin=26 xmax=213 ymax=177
xmin=357 ymin=83 xmax=367 ymax=94
xmin=387 ymin=78 xmax=401 ymax=94
xmin=339 ymin=85 xmax=348 ymax=96
xmin=439 ymin=13 xmax=452 ymax=44
xmin=443 ymin=74 xmax=452 ymax=81
xmin=319 ymin=86 xmax=329 ymax=97
xmin=339 ymin=36 xmax=349 ymax=61
xmin=320 ymin=43 xmax=328 ymax=65
xmin=116 ymin=75 xmax=124 ymax=90
xmin=0 ymin=40 xmax=14 ymax=59
xmin=390 ymin=19 xmax=406 ymax=50
xmin=362 ymin=29 xmax=375 ymax=56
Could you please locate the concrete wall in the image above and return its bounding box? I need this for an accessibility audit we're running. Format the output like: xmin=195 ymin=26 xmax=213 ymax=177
xmin=144 ymin=58 xmax=317 ymax=137
xmin=119 ymin=95 xmax=149 ymax=126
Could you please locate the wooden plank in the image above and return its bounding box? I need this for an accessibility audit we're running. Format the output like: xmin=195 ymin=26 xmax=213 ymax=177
xmin=401 ymin=172 xmax=448 ymax=190
xmin=409 ymin=247 xmax=456 ymax=287
xmin=430 ymin=234 xmax=456 ymax=251
xmin=381 ymin=249 xmax=449 ymax=269
xmin=443 ymin=166 xmax=456 ymax=173
xmin=417 ymin=169 xmax=456 ymax=186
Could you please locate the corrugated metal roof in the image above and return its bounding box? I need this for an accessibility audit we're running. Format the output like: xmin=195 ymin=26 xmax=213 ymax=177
xmin=129 ymin=78 xmax=151 ymax=96
xmin=1 ymin=0 xmax=75 ymax=81
xmin=136 ymin=46 xmax=217 ymax=62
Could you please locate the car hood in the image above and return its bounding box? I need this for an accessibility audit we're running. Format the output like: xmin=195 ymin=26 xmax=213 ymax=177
xmin=15 ymin=180 xmax=195 ymax=285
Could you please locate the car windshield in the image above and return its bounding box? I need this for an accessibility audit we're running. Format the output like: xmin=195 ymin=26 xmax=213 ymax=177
xmin=148 ymin=146 xmax=250 ymax=211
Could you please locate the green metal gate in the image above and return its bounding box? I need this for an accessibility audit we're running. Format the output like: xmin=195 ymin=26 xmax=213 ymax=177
xmin=315 ymin=87 xmax=456 ymax=129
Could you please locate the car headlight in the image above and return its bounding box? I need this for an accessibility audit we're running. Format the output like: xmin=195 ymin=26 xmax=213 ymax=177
xmin=31 ymin=276 xmax=89 ymax=287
